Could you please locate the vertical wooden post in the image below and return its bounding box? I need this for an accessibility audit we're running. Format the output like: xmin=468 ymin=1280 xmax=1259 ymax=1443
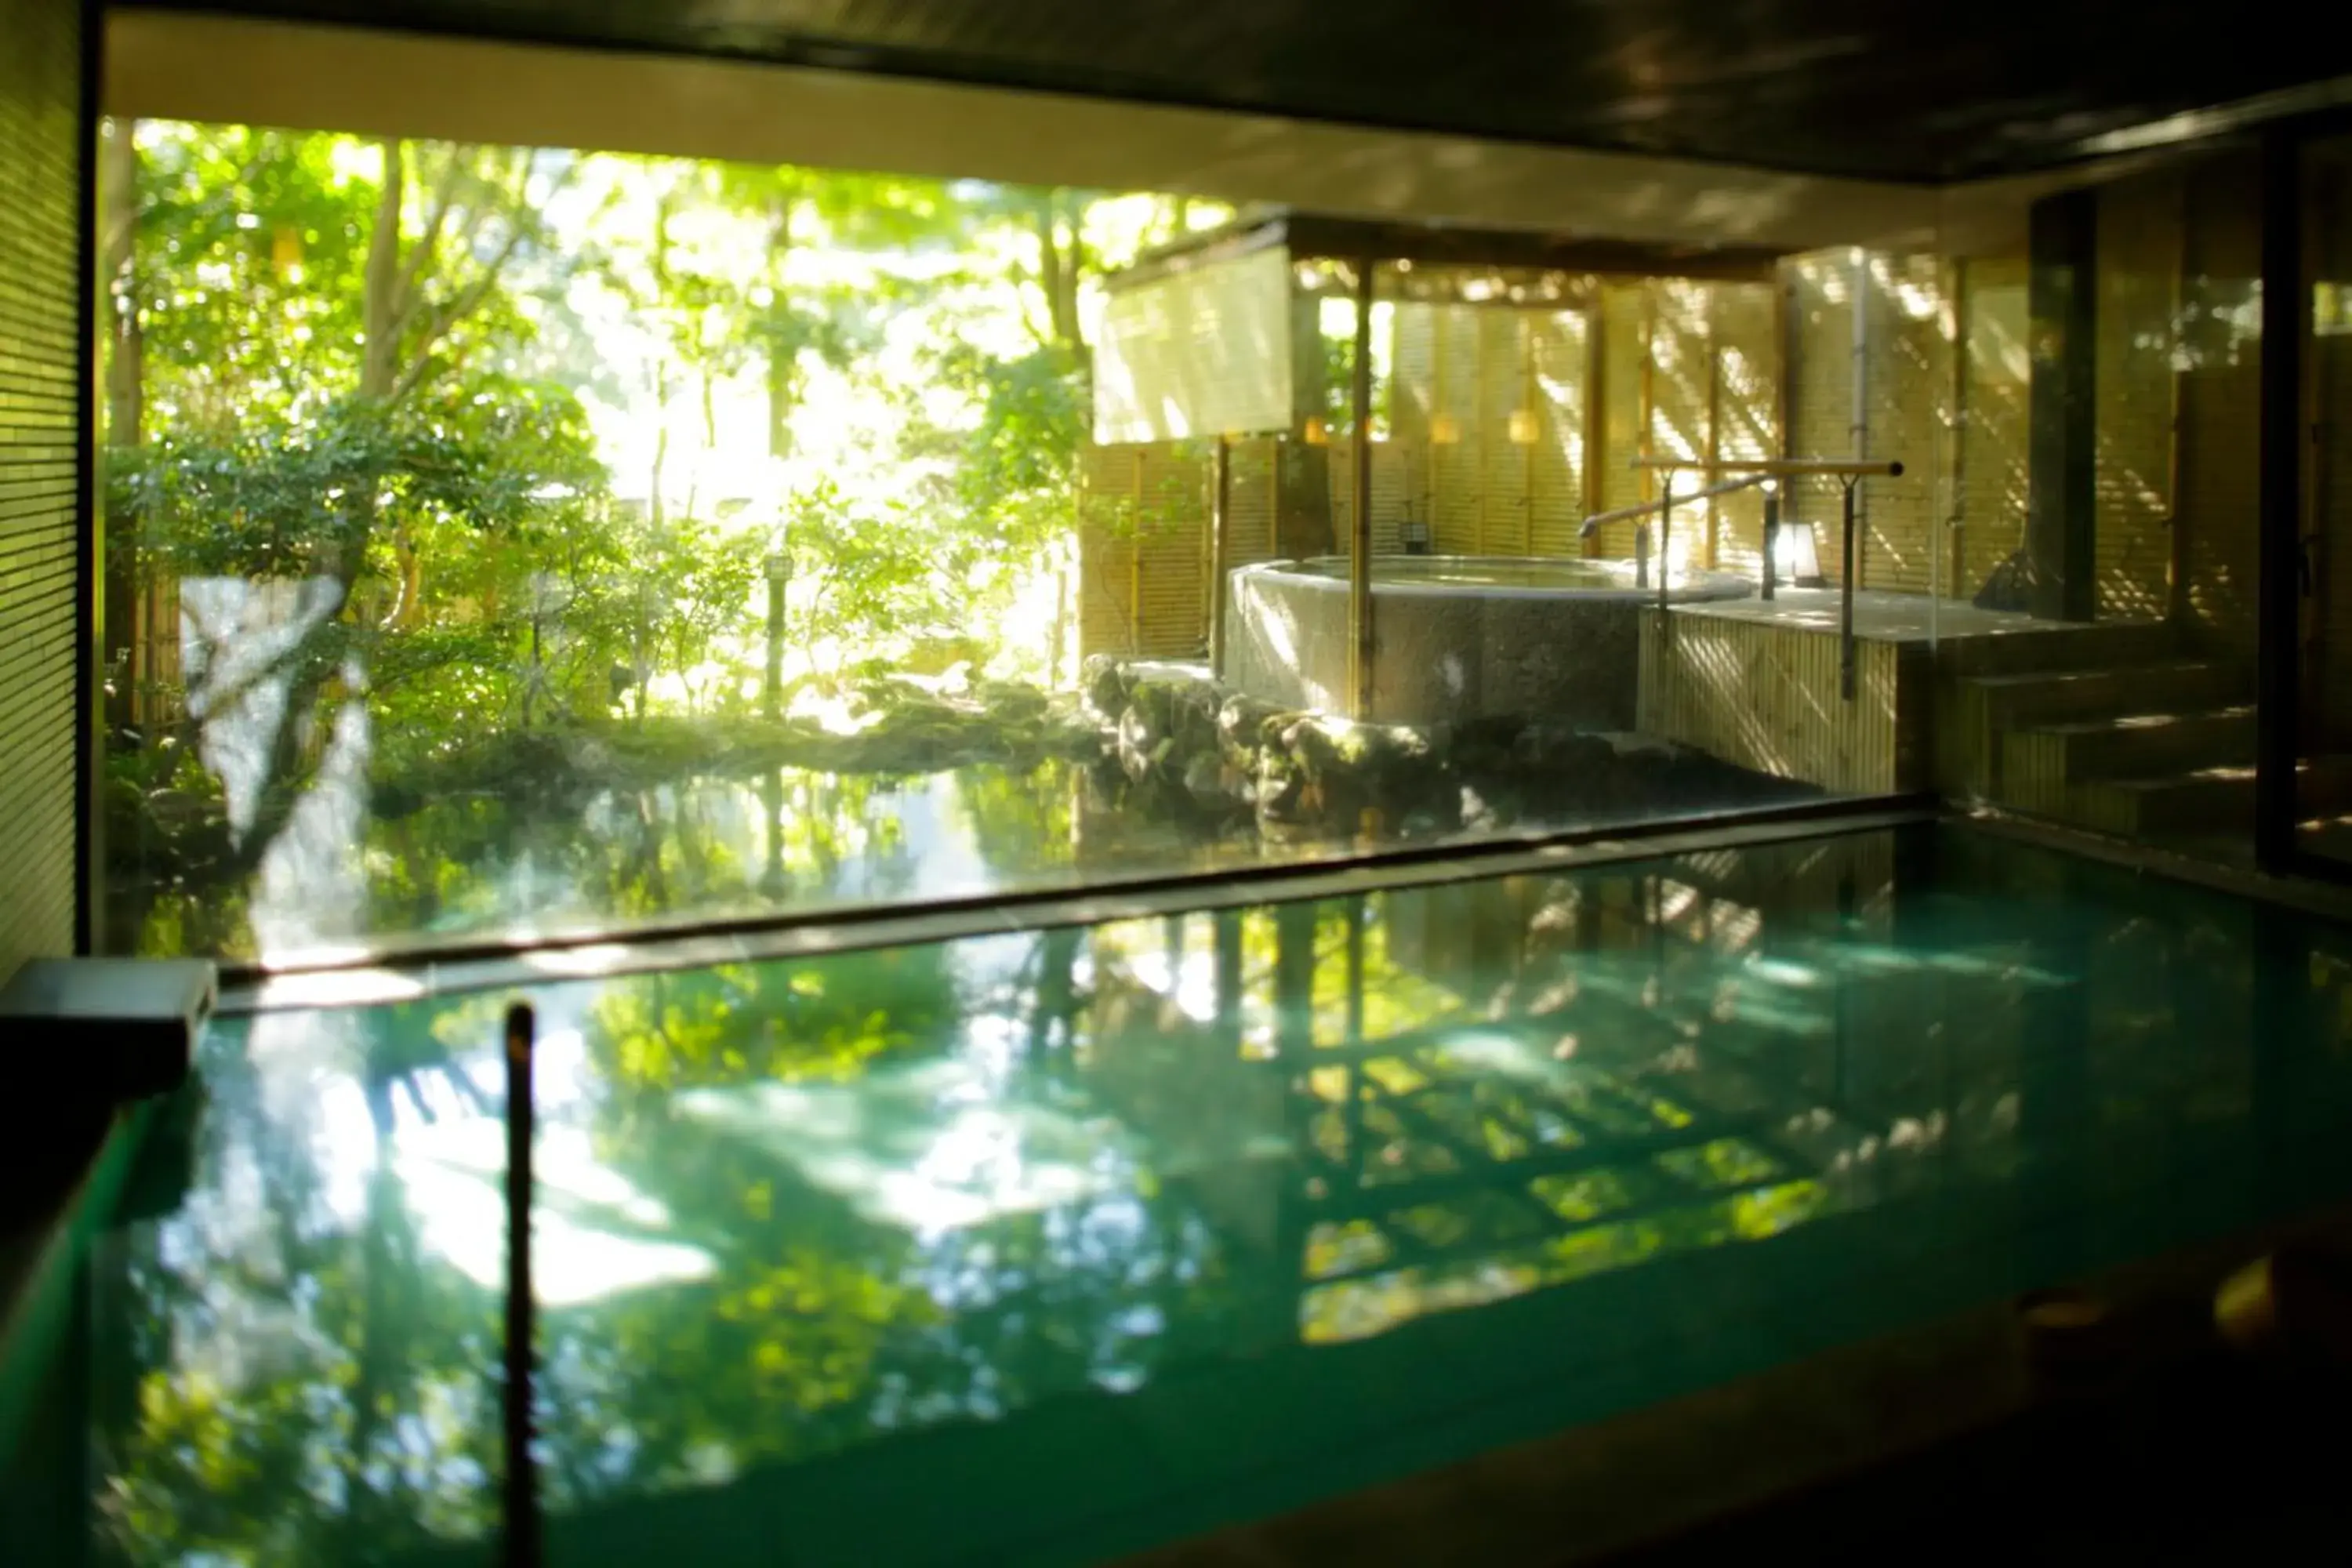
xmin=1583 ymin=300 xmax=1606 ymax=557
xmin=1350 ymin=258 xmax=1377 ymax=719
xmin=1639 ymin=285 xmax=1658 ymax=507
xmin=1658 ymin=470 xmax=1675 ymax=611
xmin=503 ymin=1002 xmax=542 ymax=1568
xmin=1769 ymin=266 xmax=1793 ymax=600
xmin=1523 ymin=320 xmax=1539 ymax=555
xmin=2028 ymin=189 xmax=2098 ymax=623
xmin=2256 ymin=129 xmax=2305 ymax=868
xmin=1199 ymin=453 xmax=1212 ymax=641
xmin=2168 ymin=177 xmax=2193 ymax=626
xmin=1268 ymin=437 xmax=1281 ymax=560
xmin=1475 ymin=309 xmax=1491 ymax=554
xmin=1129 ymin=446 xmax=1145 ymax=652
xmin=1704 ymin=289 xmax=1723 ymax=568
xmin=1951 ymin=256 xmax=1973 ymax=598
xmin=1841 ymin=479 xmax=1860 ymax=700
xmin=1073 ymin=453 xmax=1088 ymax=667
xmin=1432 ymin=307 xmax=1448 ymax=550
xmin=1209 ymin=436 xmax=1233 ymax=675
xmin=1850 ymin=250 xmax=1871 ymax=589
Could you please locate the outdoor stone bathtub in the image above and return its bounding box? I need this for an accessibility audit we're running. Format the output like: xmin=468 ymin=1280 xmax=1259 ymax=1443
xmin=1225 ymin=555 xmax=1755 ymax=729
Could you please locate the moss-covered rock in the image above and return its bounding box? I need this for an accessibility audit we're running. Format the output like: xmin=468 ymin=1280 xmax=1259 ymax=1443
xmin=1215 ymin=694 xmax=1288 ymax=772
xmin=1082 ymin=655 xmax=1131 ymax=724
xmin=1076 ymin=655 xmax=1820 ymax=846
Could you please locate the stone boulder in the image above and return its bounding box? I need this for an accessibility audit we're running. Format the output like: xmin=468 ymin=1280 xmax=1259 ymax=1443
xmin=1215 ymin=693 xmax=1290 ymax=774
xmin=1082 ymin=654 xmax=1132 ymax=724
xmin=1252 ymin=713 xmax=1453 ymax=837
xmin=1113 ymin=668 xmax=1221 ymax=785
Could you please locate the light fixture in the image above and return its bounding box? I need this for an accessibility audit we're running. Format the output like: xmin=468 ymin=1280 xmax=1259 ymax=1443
xmin=1773 ymin=521 xmax=1824 ymax=586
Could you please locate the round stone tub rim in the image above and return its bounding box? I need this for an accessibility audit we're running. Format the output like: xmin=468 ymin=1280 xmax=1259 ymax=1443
xmin=1231 ymin=556 xmax=1758 ymax=606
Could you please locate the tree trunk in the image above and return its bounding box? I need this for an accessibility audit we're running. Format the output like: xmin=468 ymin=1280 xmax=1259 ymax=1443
xmin=765 ymin=194 xmax=799 ymax=461
xmin=649 ymin=387 xmax=670 ymax=528
xmin=101 ymin=124 xmax=143 ymax=447
xmin=648 ymin=187 xmax=674 ymax=526
xmin=100 ymin=119 xmax=145 ymax=728
xmin=358 ymin=140 xmax=411 ymax=621
xmin=361 ymin=140 xmax=406 ymax=403
xmin=1034 ymin=198 xmax=1083 ymax=354
xmin=1051 ymin=535 xmax=1072 ymax=688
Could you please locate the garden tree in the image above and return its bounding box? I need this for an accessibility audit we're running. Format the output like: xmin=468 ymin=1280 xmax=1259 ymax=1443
xmin=99 ymin=122 xmax=381 ymax=720
xmin=776 ymin=479 xmax=964 ymax=688
xmin=105 ymin=121 xmax=1243 ymax=956
xmin=361 ymin=140 xmax=579 ymax=625
xmin=572 ymin=158 xmax=961 ymax=709
xmin=628 ymin=513 xmax=765 ymax=714
xmin=584 ymin=157 xmax=948 ymax=488
xmin=99 ymin=121 xmax=143 ymax=722
xmin=111 ymin=125 xmax=377 ymax=432
xmin=115 ymin=380 xmax=620 ymax=880
xmin=1022 ymin=187 xmax=1094 ymax=363
xmin=109 ymin=125 xmax=609 ymax=888
xmin=707 ymin=161 xmax=956 ymax=462
xmin=894 ymin=189 xmax=1221 ymax=679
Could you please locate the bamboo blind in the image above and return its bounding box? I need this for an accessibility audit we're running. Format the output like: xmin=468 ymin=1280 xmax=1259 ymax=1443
xmin=1636 ymin=611 xmax=1926 ymax=794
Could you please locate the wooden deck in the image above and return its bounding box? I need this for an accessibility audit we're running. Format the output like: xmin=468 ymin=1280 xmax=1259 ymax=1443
xmin=1638 ymin=590 xmax=2176 ymax=795
xmin=1653 ymin=588 xmax=2162 ymax=649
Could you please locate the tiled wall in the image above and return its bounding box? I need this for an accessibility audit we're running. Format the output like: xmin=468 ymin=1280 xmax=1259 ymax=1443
xmin=0 ymin=0 xmax=85 ymax=975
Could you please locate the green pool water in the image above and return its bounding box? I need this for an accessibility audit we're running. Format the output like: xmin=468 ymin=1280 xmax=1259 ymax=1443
xmin=27 ymin=824 xmax=2352 ymax=1566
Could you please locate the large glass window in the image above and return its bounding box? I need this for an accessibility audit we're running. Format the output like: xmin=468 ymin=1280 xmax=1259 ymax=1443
xmin=104 ymin=112 xmax=2311 ymax=964
xmin=101 ymin=126 xmax=1270 ymax=957
xmin=105 ymin=118 xmax=1939 ymax=964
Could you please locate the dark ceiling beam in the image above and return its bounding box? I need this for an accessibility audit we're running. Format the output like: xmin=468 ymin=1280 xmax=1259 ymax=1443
xmin=108 ymin=0 xmax=2352 ymax=184
xmin=108 ymin=10 xmax=2003 ymax=256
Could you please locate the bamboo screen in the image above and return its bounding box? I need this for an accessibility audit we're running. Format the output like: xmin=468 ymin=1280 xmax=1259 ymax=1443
xmin=1094 ymin=245 xmax=1296 ymax=444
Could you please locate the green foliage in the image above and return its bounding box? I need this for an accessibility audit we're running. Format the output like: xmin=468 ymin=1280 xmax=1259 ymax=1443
xmin=105 ymin=118 xmax=1229 ymax=949
xmin=781 ymin=480 xmax=966 ymax=682
xmin=130 ymin=124 xmax=376 ymax=427
xmin=113 ymin=379 xmax=603 ymax=582
xmin=933 ymin=339 xmax=1087 ymax=556
xmin=624 ymin=512 xmax=764 ymax=710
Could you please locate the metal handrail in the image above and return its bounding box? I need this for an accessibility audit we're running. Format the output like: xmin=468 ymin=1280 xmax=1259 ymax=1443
xmin=1576 ymin=472 xmax=1769 ymax=539
xmin=1630 ymin=456 xmax=1903 ymax=477
xmin=1583 ymin=456 xmax=1905 ymax=705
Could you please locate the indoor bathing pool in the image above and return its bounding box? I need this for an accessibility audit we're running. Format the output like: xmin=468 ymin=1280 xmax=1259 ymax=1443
xmin=1225 ymin=555 xmax=1753 ymax=728
xmin=11 ymin=819 xmax=2352 ymax=1566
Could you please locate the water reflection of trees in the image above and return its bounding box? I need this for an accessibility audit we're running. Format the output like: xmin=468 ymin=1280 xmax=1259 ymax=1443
xmin=91 ymin=829 xmax=2352 ymax=1564
xmin=114 ymin=760 xmax=1112 ymax=958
